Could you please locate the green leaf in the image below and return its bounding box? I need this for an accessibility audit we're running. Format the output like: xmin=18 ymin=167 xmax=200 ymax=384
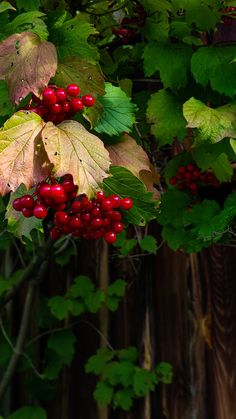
xmin=47 ymin=330 xmax=76 ymax=365
xmin=193 ymin=147 xmax=233 ymax=182
xmin=0 ymin=1 xmax=15 ymax=13
xmin=140 ymin=235 xmax=158 ymax=254
xmin=191 ymin=46 xmax=236 ymax=97
xmin=68 ymin=276 xmax=94 ymax=298
xmin=94 ymin=381 xmax=114 ymax=406
xmin=84 ymin=290 xmax=105 ymax=313
xmin=94 ymin=83 xmax=136 ymax=136
xmin=4 ymin=12 xmax=48 ymax=39
xmin=184 ymin=200 xmax=221 ymax=226
xmin=113 ymin=388 xmax=134 ymax=410
xmin=69 ymin=300 xmax=85 ymax=316
xmin=183 ymin=98 xmax=236 ymax=143
xmin=8 ymin=406 xmax=47 ymax=419
xmin=85 ymin=348 xmax=115 ymax=375
xmin=158 ymin=190 xmax=191 ymax=227
xmin=103 ymin=361 xmax=121 ymax=386
xmin=48 ymin=296 xmax=72 ymax=320
xmin=133 ymin=368 xmax=156 ymax=397
xmin=118 ymin=347 xmax=139 ymax=363
xmin=155 ymin=362 xmax=173 ymax=384
xmin=16 ymin=0 xmax=40 ymax=11
xmin=185 ymin=0 xmax=220 ymax=30
xmin=6 ymin=185 xmax=42 ymax=240
xmin=103 ymin=166 xmax=157 ymax=226
xmin=106 ymin=296 xmax=120 ymax=312
xmin=43 ymin=353 xmax=63 ymax=380
xmin=51 ymin=16 xmax=98 ymax=61
xmin=108 ymin=279 xmax=127 ymax=297
xmin=0 ymin=80 xmax=14 ymax=116
xmin=143 ymin=43 xmax=192 ymax=89
xmin=147 ymin=89 xmax=187 ymax=145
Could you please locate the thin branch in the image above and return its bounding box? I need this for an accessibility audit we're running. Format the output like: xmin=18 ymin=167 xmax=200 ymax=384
xmin=0 ymin=282 xmax=36 ymax=401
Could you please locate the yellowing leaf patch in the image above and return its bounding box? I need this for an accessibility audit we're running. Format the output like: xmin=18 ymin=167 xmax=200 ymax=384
xmin=41 ymin=120 xmax=111 ymax=198
xmin=0 ymin=111 xmax=51 ymax=195
xmin=0 ymin=31 xmax=57 ymax=104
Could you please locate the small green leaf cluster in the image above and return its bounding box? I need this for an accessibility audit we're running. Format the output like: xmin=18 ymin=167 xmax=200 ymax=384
xmin=48 ymin=276 xmax=127 ymax=319
xmin=85 ymin=347 xmax=173 ymax=410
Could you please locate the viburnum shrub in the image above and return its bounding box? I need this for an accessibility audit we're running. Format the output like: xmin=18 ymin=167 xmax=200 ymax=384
xmin=1 ymin=0 xmax=236 ymax=416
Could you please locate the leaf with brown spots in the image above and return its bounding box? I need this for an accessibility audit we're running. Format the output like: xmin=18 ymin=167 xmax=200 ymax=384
xmin=0 ymin=31 xmax=57 ymax=104
xmin=41 ymin=120 xmax=111 ymax=198
xmin=0 ymin=110 xmax=51 ymax=195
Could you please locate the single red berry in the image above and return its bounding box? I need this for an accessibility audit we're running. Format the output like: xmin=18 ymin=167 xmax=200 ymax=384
xmin=22 ymin=207 xmax=33 ymax=217
xmin=66 ymin=84 xmax=80 ymax=97
xmin=120 ymin=198 xmax=133 ymax=210
xmin=71 ymin=200 xmax=82 ymax=213
xmin=13 ymin=198 xmax=23 ymax=211
xmin=193 ymin=170 xmax=201 ymax=178
xmin=91 ymin=207 xmax=101 ymax=217
xmin=55 ymin=211 xmax=69 ymax=225
xmin=104 ymin=231 xmax=117 ymax=244
xmin=110 ymin=194 xmax=121 ymax=208
xmin=54 ymin=192 xmax=68 ymax=204
xmin=33 ymin=205 xmax=47 ymax=219
xmin=50 ymin=227 xmax=61 ymax=240
xmin=169 ymin=177 xmax=177 ymax=185
xmin=43 ymin=87 xmax=57 ymax=105
xmin=178 ymin=183 xmax=184 ymax=191
xmin=62 ymin=180 xmax=76 ymax=193
xmin=91 ymin=217 xmax=103 ymax=228
xmin=189 ymin=183 xmax=198 ymax=191
xmin=70 ymin=98 xmax=83 ymax=112
xmin=55 ymin=203 xmax=66 ymax=211
xmin=55 ymin=88 xmax=67 ymax=103
xmin=81 ymin=212 xmax=91 ymax=222
xmin=70 ymin=216 xmax=81 ymax=229
xmin=62 ymin=102 xmax=71 ymax=113
xmin=51 ymin=103 xmax=62 ymax=114
xmin=186 ymin=163 xmax=195 ymax=172
xmin=101 ymin=198 xmax=113 ymax=211
xmin=96 ymin=191 xmax=105 ymax=201
xmin=177 ymin=173 xmax=184 ymax=180
xmin=82 ymin=95 xmax=95 ymax=107
xmin=178 ymin=166 xmax=186 ymax=174
xmin=39 ymin=184 xmax=51 ymax=198
xmin=50 ymin=184 xmax=64 ymax=199
xmin=112 ymin=222 xmax=123 ymax=233
xmin=185 ymin=172 xmax=192 ymax=180
xmin=102 ymin=218 xmax=111 ymax=228
xmin=20 ymin=194 xmax=35 ymax=209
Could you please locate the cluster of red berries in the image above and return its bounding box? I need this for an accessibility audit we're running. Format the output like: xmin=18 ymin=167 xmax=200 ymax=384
xmin=221 ymin=6 xmax=236 ymax=25
xmin=12 ymin=175 xmax=133 ymax=245
xmin=21 ymin=84 xmax=95 ymax=125
xmin=169 ymin=163 xmax=220 ymax=194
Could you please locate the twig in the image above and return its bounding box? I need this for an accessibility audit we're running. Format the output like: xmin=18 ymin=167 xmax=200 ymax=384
xmin=0 ymin=282 xmax=36 ymax=401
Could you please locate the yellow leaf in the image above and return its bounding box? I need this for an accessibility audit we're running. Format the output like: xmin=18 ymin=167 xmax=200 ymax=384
xmin=41 ymin=120 xmax=111 ymax=198
xmin=0 ymin=111 xmax=50 ymax=195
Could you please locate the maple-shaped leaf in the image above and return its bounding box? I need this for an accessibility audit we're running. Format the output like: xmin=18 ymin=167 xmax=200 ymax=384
xmin=41 ymin=120 xmax=111 ymax=198
xmin=0 ymin=111 xmax=51 ymax=195
xmin=0 ymin=31 xmax=57 ymax=104
xmin=53 ymin=57 xmax=105 ymax=127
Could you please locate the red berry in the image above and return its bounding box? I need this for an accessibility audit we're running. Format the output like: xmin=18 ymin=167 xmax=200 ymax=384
xmin=169 ymin=177 xmax=177 ymax=185
xmin=178 ymin=166 xmax=186 ymax=174
xmin=22 ymin=207 xmax=33 ymax=217
xmin=189 ymin=183 xmax=197 ymax=191
xmin=106 ymin=210 xmax=122 ymax=221
xmin=70 ymin=98 xmax=83 ymax=112
xmin=13 ymin=198 xmax=23 ymax=211
xmin=91 ymin=207 xmax=101 ymax=217
xmin=51 ymin=103 xmax=62 ymax=114
xmin=82 ymin=95 xmax=95 ymax=107
xmin=193 ymin=170 xmax=201 ymax=178
xmin=33 ymin=205 xmax=47 ymax=219
xmin=20 ymin=194 xmax=35 ymax=209
xmin=39 ymin=184 xmax=51 ymax=198
xmin=120 ymin=198 xmax=133 ymax=210
xmin=55 ymin=211 xmax=69 ymax=225
xmin=185 ymin=172 xmax=192 ymax=180
xmin=176 ymin=174 xmax=184 ymax=180
xmin=61 ymin=180 xmax=75 ymax=193
xmin=70 ymin=216 xmax=81 ymax=229
xmin=91 ymin=217 xmax=103 ymax=228
xmin=187 ymin=164 xmax=195 ymax=172
xmin=112 ymin=222 xmax=123 ymax=233
xmin=50 ymin=227 xmax=61 ymax=240
xmin=102 ymin=217 xmax=110 ymax=228
xmin=43 ymin=87 xmax=57 ymax=105
xmin=50 ymin=184 xmax=64 ymax=199
xmin=81 ymin=212 xmax=91 ymax=222
xmin=63 ymin=174 xmax=73 ymax=181
xmin=110 ymin=194 xmax=121 ymax=208
xmin=96 ymin=191 xmax=105 ymax=201
xmin=62 ymin=102 xmax=71 ymax=113
xmin=104 ymin=231 xmax=117 ymax=244
xmin=71 ymin=200 xmax=82 ymax=213
xmin=55 ymin=88 xmax=67 ymax=103
xmin=66 ymin=84 xmax=80 ymax=97
xmin=101 ymin=199 xmax=113 ymax=211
